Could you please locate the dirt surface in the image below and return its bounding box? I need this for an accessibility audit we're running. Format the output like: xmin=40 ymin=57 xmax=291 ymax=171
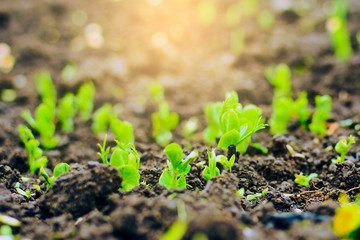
xmin=1 ymin=0 xmax=360 ymax=239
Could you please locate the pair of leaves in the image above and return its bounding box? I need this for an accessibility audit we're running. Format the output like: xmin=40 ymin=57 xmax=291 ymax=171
xmin=40 ymin=163 xmax=70 ymax=188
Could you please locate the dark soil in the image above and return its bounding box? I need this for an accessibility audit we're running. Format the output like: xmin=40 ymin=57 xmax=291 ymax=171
xmin=0 ymin=0 xmax=360 ymax=239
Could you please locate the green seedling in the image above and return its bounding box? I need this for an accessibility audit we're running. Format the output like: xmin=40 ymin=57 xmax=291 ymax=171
xmin=182 ymin=116 xmax=198 ymax=138
xmin=293 ymin=91 xmax=312 ymax=129
xmin=202 ymin=149 xmax=220 ymax=181
xmin=21 ymin=101 xmax=58 ymax=149
xmin=15 ymin=182 xmax=34 ymax=199
xmin=216 ymin=154 xmax=235 ymax=173
xmin=34 ymin=70 xmax=56 ymax=104
xmin=18 ymin=125 xmax=48 ymax=174
xmin=236 ymin=187 xmax=245 ymax=198
xmin=0 ymin=225 xmax=14 ymax=240
xmin=152 ymin=101 xmax=179 ymax=146
xmin=266 ymin=63 xmax=292 ymax=99
xmin=61 ymin=62 xmax=77 ymax=82
xmin=335 ymin=135 xmax=356 ymax=163
xmin=294 ymin=173 xmax=318 ymax=186
xmin=247 ymin=188 xmax=268 ymax=201
xmin=148 ymin=82 xmax=164 ymax=103
xmin=218 ymin=93 xmax=267 ymax=154
xmin=326 ymin=0 xmax=353 ymax=61
xmin=109 ymin=142 xmax=140 ymax=191
xmin=91 ymin=103 xmax=113 ymax=134
xmin=160 ymin=201 xmax=187 ymax=240
xmin=159 ymin=143 xmax=198 ymax=189
xmin=40 ymin=163 xmax=70 ymax=188
xmin=97 ymin=134 xmax=111 ymax=165
xmin=269 ymin=97 xmax=293 ymax=135
xmin=309 ymin=95 xmax=332 ymax=136
xmin=57 ymin=93 xmax=77 ymax=133
xmin=110 ymin=117 xmax=134 ymax=145
xmin=203 ymin=102 xmax=222 ymax=145
xmin=76 ymin=81 xmax=95 ymax=122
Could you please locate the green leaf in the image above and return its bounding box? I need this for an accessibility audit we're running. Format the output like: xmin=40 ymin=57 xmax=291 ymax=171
xmin=111 ymin=118 xmax=134 ymax=145
xmin=220 ymin=109 xmax=240 ymax=133
xmin=164 ymin=143 xmax=183 ymax=168
xmin=53 ymin=163 xmax=70 ymax=178
xmin=176 ymin=175 xmax=187 ymax=189
xmin=218 ymin=129 xmax=240 ymax=150
xmin=34 ymin=156 xmax=47 ymax=172
xmin=110 ymin=149 xmax=127 ymax=168
xmin=119 ymin=165 xmax=140 ymax=191
xmin=159 ymin=169 xmax=173 ymax=189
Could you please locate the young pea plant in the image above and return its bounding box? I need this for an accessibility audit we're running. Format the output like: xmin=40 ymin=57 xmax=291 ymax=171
xmin=21 ymin=101 xmax=59 ymax=149
xmin=294 ymin=173 xmax=318 ymax=187
xmin=202 ymin=149 xmax=220 ymax=181
xmin=269 ymin=97 xmax=293 ymax=135
xmin=40 ymin=163 xmax=70 ymax=189
xmin=76 ymin=81 xmax=95 ymax=122
xmin=91 ymin=103 xmax=113 ymax=134
xmin=326 ymin=0 xmax=353 ymax=61
xmin=159 ymin=143 xmax=198 ymax=189
xmin=14 ymin=182 xmax=34 ymax=200
xmin=182 ymin=116 xmax=199 ymax=138
xmin=216 ymin=150 xmax=236 ymax=173
xmin=265 ymin=63 xmax=292 ymax=99
xmin=110 ymin=117 xmax=134 ymax=145
xmin=152 ymin=101 xmax=179 ymax=146
xmin=293 ymin=91 xmax=312 ymax=129
xmin=18 ymin=125 xmax=48 ymax=174
xmin=97 ymin=135 xmax=111 ymax=165
xmin=203 ymin=102 xmax=222 ymax=145
xmin=34 ymin=70 xmax=57 ymax=104
xmin=247 ymin=188 xmax=268 ymax=201
xmin=57 ymin=93 xmax=78 ymax=133
xmin=309 ymin=95 xmax=332 ymax=136
xmin=148 ymin=82 xmax=164 ymax=103
xmin=335 ymin=135 xmax=356 ymax=163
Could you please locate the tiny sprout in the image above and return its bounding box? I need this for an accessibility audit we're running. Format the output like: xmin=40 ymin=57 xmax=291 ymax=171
xmin=159 ymin=143 xmax=198 ymax=189
xmin=40 ymin=163 xmax=70 ymax=188
xmin=293 ymin=91 xmax=312 ymax=129
xmin=91 ymin=103 xmax=113 ymax=134
xmin=61 ymin=62 xmax=77 ymax=82
xmin=247 ymin=188 xmax=268 ymax=201
xmin=294 ymin=173 xmax=318 ymax=186
xmin=202 ymin=149 xmax=220 ymax=181
xmin=203 ymin=102 xmax=222 ymax=145
xmin=57 ymin=93 xmax=78 ymax=133
xmin=216 ymin=154 xmax=235 ymax=173
xmin=182 ymin=116 xmax=198 ymax=138
xmin=148 ymin=82 xmax=164 ymax=103
xmin=97 ymin=135 xmax=110 ymax=165
xmin=18 ymin=125 xmax=48 ymax=174
xmin=335 ymin=135 xmax=356 ymax=163
xmin=309 ymin=95 xmax=332 ymax=136
xmin=76 ymin=81 xmax=95 ymax=122
xmin=236 ymin=187 xmax=245 ymax=198
xmin=14 ymin=182 xmax=34 ymax=199
xmin=34 ymin=70 xmax=57 ymax=104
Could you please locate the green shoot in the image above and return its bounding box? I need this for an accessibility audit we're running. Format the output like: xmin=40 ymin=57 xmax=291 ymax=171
xmin=203 ymin=102 xmax=222 ymax=145
xmin=61 ymin=62 xmax=77 ymax=82
xmin=148 ymin=82 xmax=165 ymax=103
xmin=159 ymin=143 xmax=198 ymax=189
xmin=15 ymin=182 xmax=34 ymax=199
xmin=236 ymin=187 xmax=245 ymax=198
xmin=97 ymin=135 xmax=110 ymax=165
xmin=76 ymin=81 xmax=95 ymax=122
xmin=182 ymin=116 xmax=198 ymax=138
xmin=34 ymin=70 xmax=56 ymax=104
xmin=247 ymin=188 xmax=268 ymax=201
xmin=21 ymin=101 xmax=58 ymax=149
xmin=202 ymin=149 xmax=220 ymax=181
xmin=266 ymin=63 xmax=292 ymax=99
xmin=18 ymin=124 xmax=48 ymax=173
xmin=269 ymin=97 xmax=293 ymax=135
xmin=91 ymin=103 xmax=113 ymax=134
xmin=294 ymin=173 xmax=318 ymax=186
xmin=160 ymin=201 xmax=187 ymax=240
xmin=57 ymin=93 xmax=78 ymax=133
xmin=326 ymin=0 xmax=353 ymax=61
xmin=110 ymin=117 xmax=134 ymax=145
xmin=216 ymin=154 xmax=235 ymax=173
xmin=152 ymin=101 xmax=179 ymax=146
xmin=309 ymin=95 xmax=332 ymax=136
xmin=40 ymin=163 xmax=70 ymax=188
xmin=109 ymin=143 xmax=140 ymax=191
xmin=293 ymin=91 xmax=312 ymax=129
xmin=335 ymin=135 xmax=356 ymax=163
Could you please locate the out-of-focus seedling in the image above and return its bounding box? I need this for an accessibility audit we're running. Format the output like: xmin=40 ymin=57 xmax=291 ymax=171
xmin=61 ymin=62 xmax=77 ymax=82
xmin=160 ymin=201 xmax=188 ymax=240
xmin=57 ymin=93 xmax=77 ymax=133
xmin=34 ymin=71 xmax=57 ymax=104
xmin=294 ymin=173 xmax=318 ymax=186
xmin=148 ymin=82 xmax=164 ymax=103
xmin=202 ymin=149 xmax=220 ymax=181
xmin=230 ymin=28 xmax=245 ymax=55
xmin=152 ymin=101 xmax=179 ymax=146
xmin=18 ymin=125 xmax=48 ymax=174
xmin=257 ymin=10 xmax=275 ymax=30
xmin=182 ymin=116 xmax=199 ymax=138
xmin=1 ymin=89 xmax=17 ymax=102
xmin=15 ymin=182 xmax=34 ymax=199
xmin=269 ymin=97 xmax=293 ymax=135
xmin=326 ymin=0 xmax=353 ymax=61
xmin=76 ymin=81 xmax=95 ymax=122
xmin=110 ymin=117 xmax=134 ymax=145
xmin=293 ymin=91 xmax=312 ymax=129
xmin=335 ymin=135 xmax=356 ymax=163
xmin=266 ymin=63 xmax=292 ymax=99
xmin=159 ymin=143 xmax=198 ymax=189
xmin=40 ymin=163 xmax=70 ymax=188
xmin=21 ymin=101 xmax=58 ymax=149
xmin=247 ymin=188 xmax=268 ymax=201
xmin=97 ymin=134 xmax=110 ymax=165
xmin=203 ymin=102 xmax=222 ymax=145
xmin=91 ymin=103 xmax=113 ymax=134
xmin=236 ymin=187 xmax=245 ymax=198
xmin=309 ymin=95 xmax=332 ymax=136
